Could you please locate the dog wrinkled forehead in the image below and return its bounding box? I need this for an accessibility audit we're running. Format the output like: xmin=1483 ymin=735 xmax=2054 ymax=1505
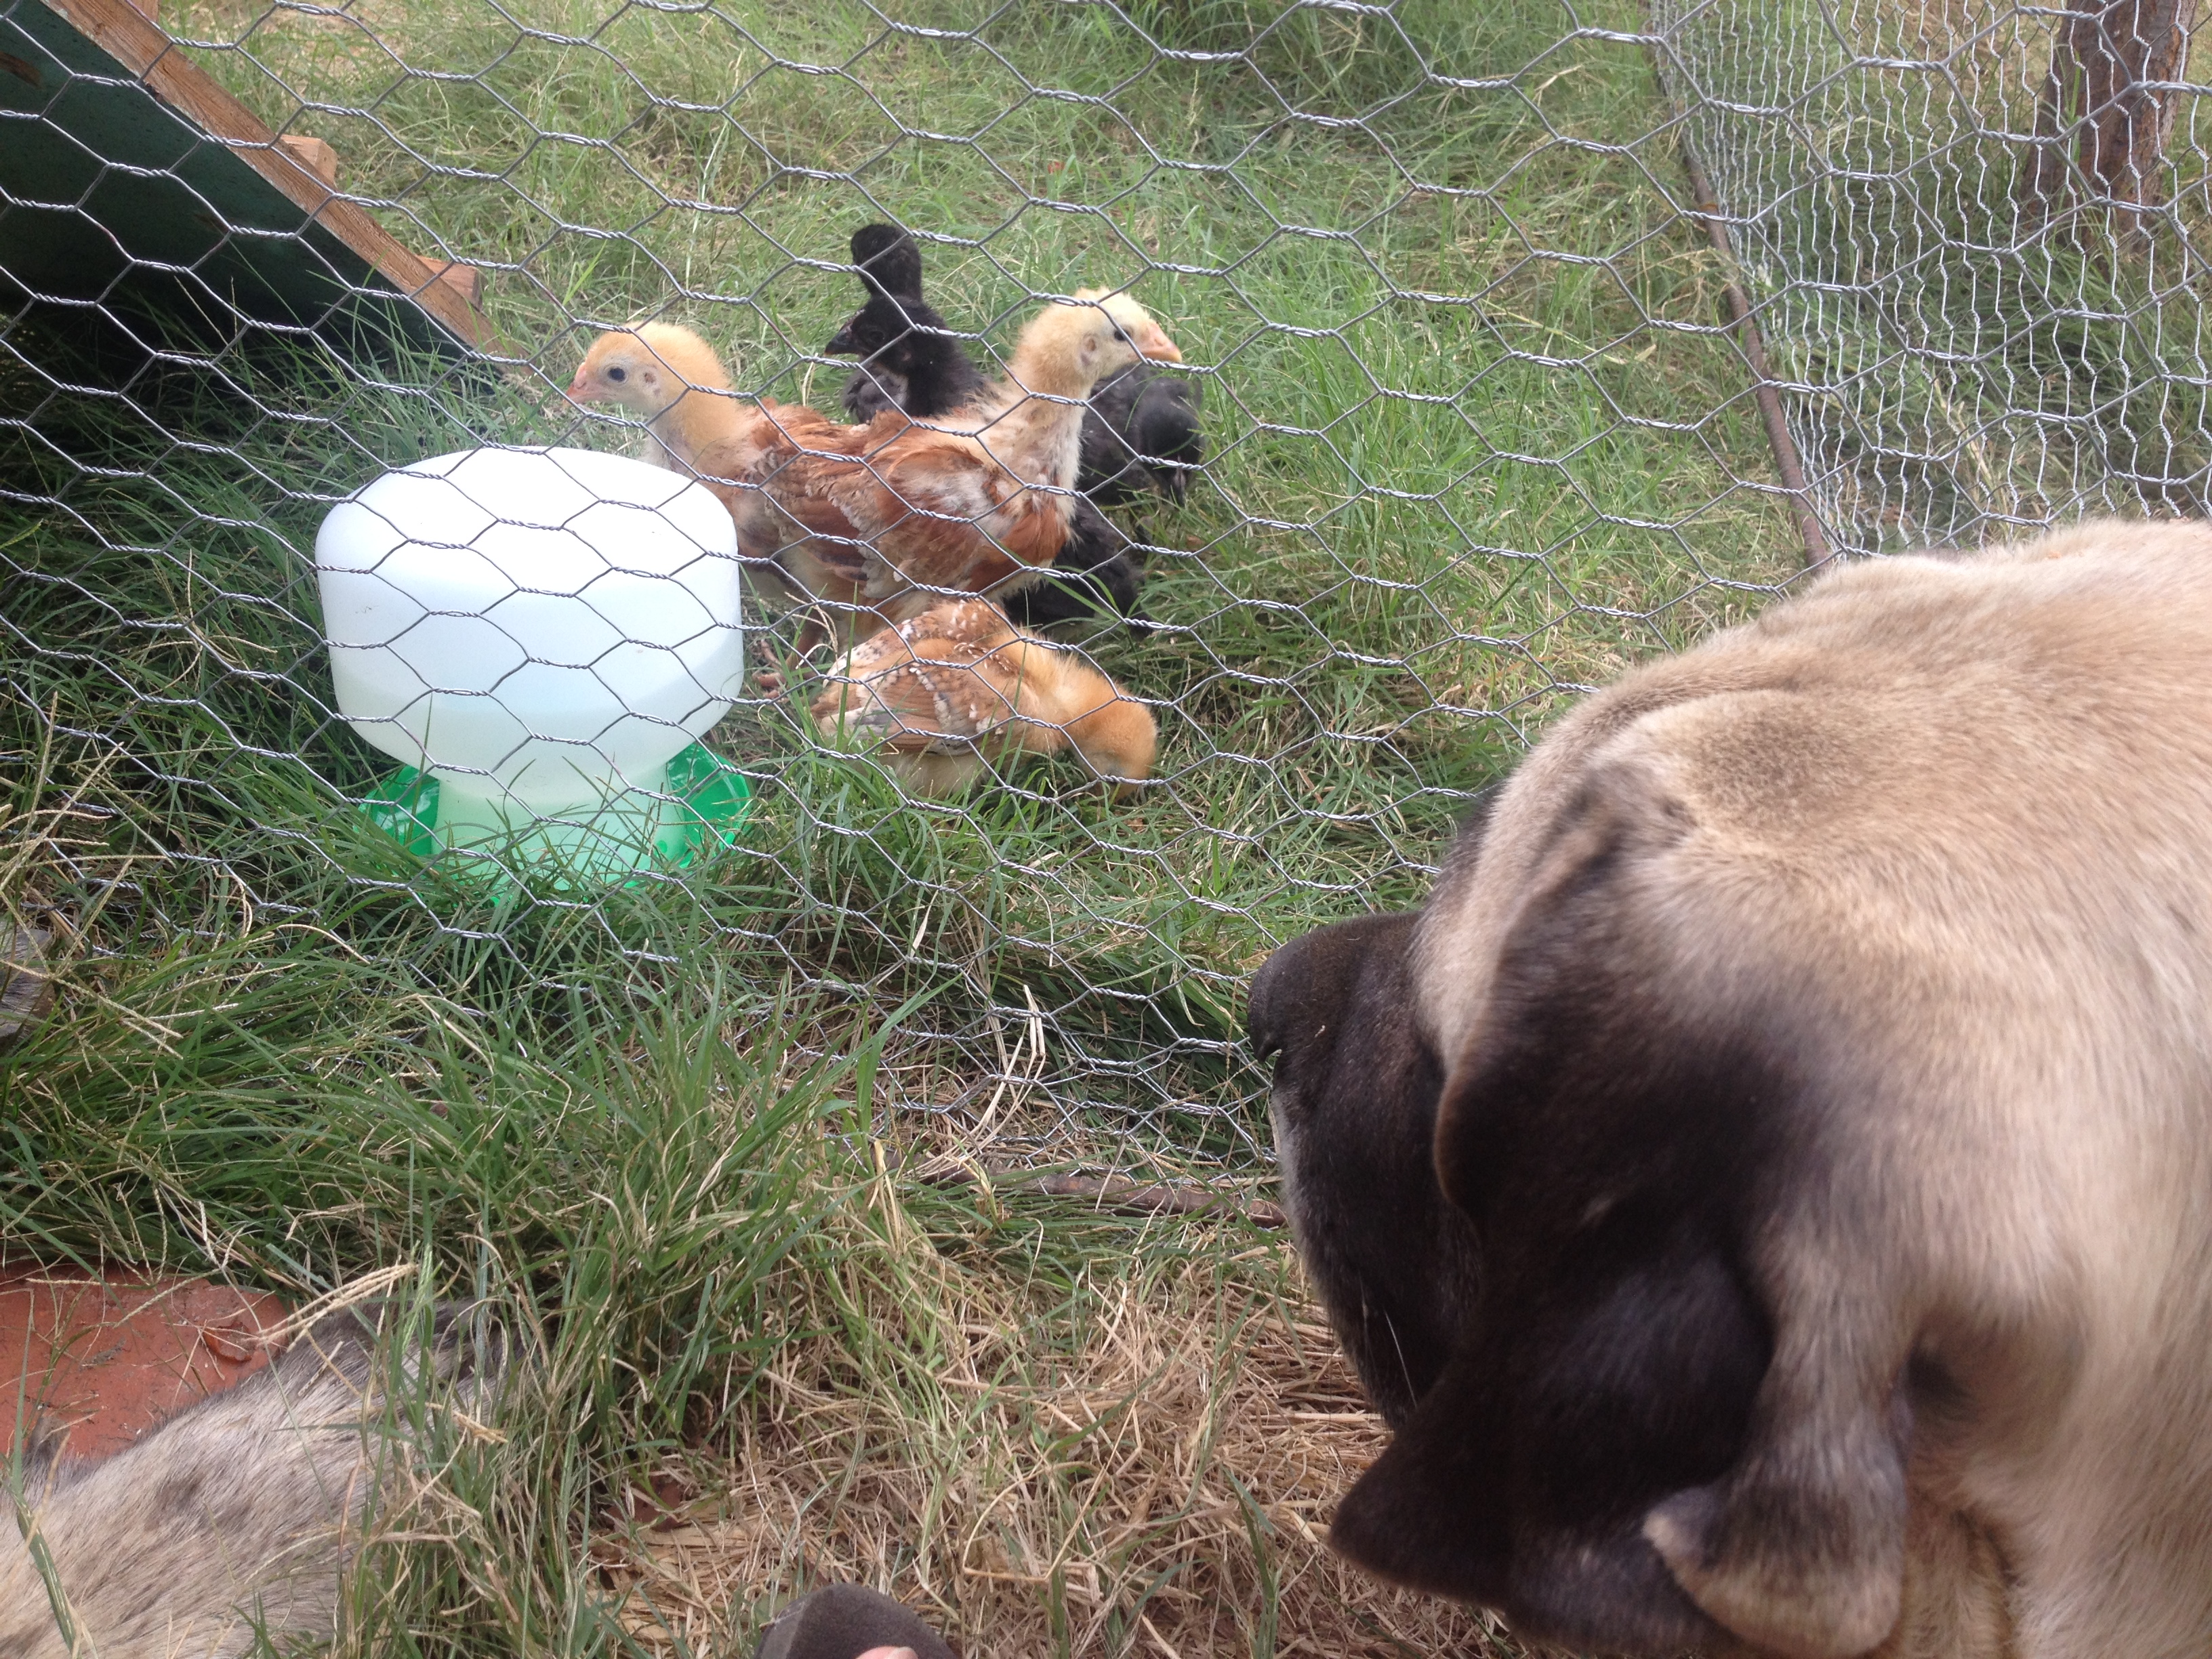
xmin=1406 ymin=685 xmax=1679 ymax=1067
xmin=1404 ymin=609 xmax=1861 ymax=1073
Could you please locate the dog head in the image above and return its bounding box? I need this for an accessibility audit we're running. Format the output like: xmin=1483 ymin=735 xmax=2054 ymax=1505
xmin=1254 ymin=779 xmax=1792 ymax=1654
xmin=1242 ymin=534 xmax=2212 ymax=1657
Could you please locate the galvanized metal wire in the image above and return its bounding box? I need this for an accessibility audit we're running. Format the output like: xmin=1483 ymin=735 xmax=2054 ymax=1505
xmin=1650 ymin=0 xmax=2212 ymax=554
xmin=8 ymin=0 xmax=2193 ymax=1169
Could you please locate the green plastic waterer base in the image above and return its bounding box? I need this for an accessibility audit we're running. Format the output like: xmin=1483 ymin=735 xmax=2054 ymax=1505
xmin=359 ymin=742 xmax=752 ymax=884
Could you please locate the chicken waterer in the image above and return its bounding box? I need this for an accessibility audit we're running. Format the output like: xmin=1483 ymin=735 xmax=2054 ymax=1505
xmin=318 ymin=446 xmax=750 ymax=877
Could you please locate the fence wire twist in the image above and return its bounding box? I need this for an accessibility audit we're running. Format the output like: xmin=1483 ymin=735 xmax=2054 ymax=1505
xmin=3 ymin=0 xmax=2197 ymax=1170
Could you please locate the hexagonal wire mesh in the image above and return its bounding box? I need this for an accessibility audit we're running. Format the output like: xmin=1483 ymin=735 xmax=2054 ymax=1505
xmin=4 ymin=0 xmax=2193 ymax=1179
xmin=1652 ymin=0 xmax=2212 ymax=554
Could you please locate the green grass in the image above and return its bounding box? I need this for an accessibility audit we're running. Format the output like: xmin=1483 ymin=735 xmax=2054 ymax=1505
xmin=2 ymin=0 xmax=1795 ymax=1149
xmin=1 ymin=0 xmax=1797 ymax=1650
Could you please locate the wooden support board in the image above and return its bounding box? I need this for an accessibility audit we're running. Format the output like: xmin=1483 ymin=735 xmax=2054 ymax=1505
xmin=0 ymin=0 xmax=488 ymax=354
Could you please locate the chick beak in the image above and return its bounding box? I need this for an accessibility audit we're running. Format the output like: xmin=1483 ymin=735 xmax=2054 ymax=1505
xmin=824 ymin=321 xmax=860 ymax=356
xmin=564 ymin=366 xmax=595 ymax=405
xmin=1136 ymin=324 xmax=1182 ymax=364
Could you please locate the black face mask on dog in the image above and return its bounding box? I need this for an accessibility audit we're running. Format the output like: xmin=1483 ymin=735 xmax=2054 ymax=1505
xmin=1252 ymin=868 xmax=1781 ymax=1654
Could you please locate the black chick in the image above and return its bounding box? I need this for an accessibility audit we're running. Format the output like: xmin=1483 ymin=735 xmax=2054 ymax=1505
xmin=823 ymin=225 xmax=1195 ymax=628
xmin=1079 ymin=363 xmax=1204 ymax=507
xmin=825 ymin=224 xmax=989 ymax=419
xmin=1009 ymin=496 xmax=1145 ymax=631
xmin=829 ymin=224 xmax=1204 ymax=505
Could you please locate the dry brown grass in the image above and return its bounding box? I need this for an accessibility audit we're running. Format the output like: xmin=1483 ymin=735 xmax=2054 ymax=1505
xmin=592 ymin=1173 xmax=1515 ymax=1659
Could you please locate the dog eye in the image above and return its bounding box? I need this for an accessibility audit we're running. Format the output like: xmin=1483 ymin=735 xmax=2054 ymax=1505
xmin=608 ymin=366 xmax=627 ymax=382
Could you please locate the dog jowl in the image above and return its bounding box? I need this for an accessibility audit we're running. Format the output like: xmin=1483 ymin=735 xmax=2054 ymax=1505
xmin=1254 ymin=521 xmax=2212 ymax=1659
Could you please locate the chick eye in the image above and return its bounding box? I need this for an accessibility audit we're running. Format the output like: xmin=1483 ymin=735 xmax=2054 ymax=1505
xmin=608 ymin=366 xmax=628 ymax=383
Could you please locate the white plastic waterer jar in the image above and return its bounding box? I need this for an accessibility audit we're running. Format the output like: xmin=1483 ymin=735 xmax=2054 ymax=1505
xmin=316 ymin=447 xmax=743 ymax=851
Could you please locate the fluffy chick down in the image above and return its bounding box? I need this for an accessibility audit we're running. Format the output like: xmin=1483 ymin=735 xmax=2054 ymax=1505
xmin=811 ymin=598 xmax=1156 ymax=798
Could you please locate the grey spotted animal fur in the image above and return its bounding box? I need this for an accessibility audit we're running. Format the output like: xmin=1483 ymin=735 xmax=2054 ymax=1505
xmin=0 ymin=1302 xmax=498 ymax=1659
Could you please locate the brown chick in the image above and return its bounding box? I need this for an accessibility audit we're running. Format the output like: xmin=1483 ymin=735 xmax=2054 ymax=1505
xmin=565 ymin=323 xmax=843 ymax=619
xmin=810 ymin=598 xmax=1157 ymax=798
xmin=568 ymin=293 xmax=1181 ymax=647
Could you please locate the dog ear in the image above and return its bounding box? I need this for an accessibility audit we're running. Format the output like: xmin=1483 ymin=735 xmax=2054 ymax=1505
xmin=1640 ymin=1337 xmax=1911 ymax=1658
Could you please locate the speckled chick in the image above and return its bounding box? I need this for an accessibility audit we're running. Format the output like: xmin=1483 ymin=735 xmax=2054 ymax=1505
xmin=811 ymin=598 xmax=1156 ymax=798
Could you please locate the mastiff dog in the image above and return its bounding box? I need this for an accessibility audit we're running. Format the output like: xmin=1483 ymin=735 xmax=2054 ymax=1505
xmin=1251 ymin=522 xmax=2212 ymax=1659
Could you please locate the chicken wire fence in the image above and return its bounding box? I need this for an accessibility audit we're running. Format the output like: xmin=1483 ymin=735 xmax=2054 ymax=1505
xmin=1654 ymin=0 xmax=2212 ymax=555
xmin=2 ymin=0 xmax=2201 ymax=1170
